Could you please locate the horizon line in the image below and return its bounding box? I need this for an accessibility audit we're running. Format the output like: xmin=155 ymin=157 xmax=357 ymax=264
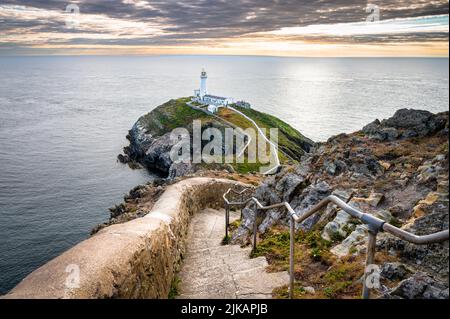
xmin=1 ymin=53 xmax=449 ymax=59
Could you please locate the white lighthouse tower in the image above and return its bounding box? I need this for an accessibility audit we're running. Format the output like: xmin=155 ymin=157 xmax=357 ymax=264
xmin=192 ymin=69 xmax=235 ymax=113
xmin=200 ymin=69 xmax=208 ymax=99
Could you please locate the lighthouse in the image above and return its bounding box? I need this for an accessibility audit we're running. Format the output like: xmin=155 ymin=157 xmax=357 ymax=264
xmin=200 ymin=69 xmax=208 ymax=98
xmin=192 ymin=69 xmax=234 ymax=114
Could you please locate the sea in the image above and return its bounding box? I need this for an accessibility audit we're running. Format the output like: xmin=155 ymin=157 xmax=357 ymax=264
xmin=0 ymin=55 xmax=448 ymax=293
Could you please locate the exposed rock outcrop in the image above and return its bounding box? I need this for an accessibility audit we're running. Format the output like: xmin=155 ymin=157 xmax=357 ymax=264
xmin=231 ymin=109 xmax=449 ymax=299
xmin=119 ymin=98 xmax=313 ymax=178
xmin=362 ymin=109 xmax=448 ymax=141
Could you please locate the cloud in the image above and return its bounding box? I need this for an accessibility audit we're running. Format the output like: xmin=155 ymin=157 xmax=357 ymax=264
xmin=0 ymin=0 xmax=448 ymax=55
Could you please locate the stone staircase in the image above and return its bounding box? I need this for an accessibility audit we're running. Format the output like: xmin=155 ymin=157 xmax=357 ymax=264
xmin=177 ymin=208 xmax=289 ymax=299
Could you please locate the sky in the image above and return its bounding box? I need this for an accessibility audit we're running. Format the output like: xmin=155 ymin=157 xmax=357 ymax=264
xmin=0 ymin=0 xmax=448 ymax=57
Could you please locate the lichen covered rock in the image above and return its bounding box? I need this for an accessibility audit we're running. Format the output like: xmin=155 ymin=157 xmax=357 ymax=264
xmin=231 ymin=109 xmax=449 ymax=299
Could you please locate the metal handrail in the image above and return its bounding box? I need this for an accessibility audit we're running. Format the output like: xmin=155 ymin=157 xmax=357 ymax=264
xmin=223 ymin=188 xmax=256 ymax=239
xmin=223 ymin=189 xmax=450 ymax=299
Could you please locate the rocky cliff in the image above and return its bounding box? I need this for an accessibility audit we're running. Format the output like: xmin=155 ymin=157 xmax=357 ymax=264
xmin=119 ymin=98 xmax=313 ymax=178
xmin=231 ymin=109 xmax=449 ymax=299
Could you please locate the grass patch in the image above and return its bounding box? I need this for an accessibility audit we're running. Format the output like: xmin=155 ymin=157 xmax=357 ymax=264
xmin=252 ymin=225 xmax=369 ymax=299
xmin=389 ymin=217 xmax=403 ymax=228
xmin=138 ymin=98 xmax=313 ymax=174
xmin=140 ymin=98 xmax=213 ymax=136
xmin=230 ymin=105 xmax=314 ymax=160
xmin=229 ymin=219 xmax=242 ymax=233
xmin=217 ymin=107 xmax=288 ymax=172
xmin=168 ymin=276 xmax=181 ymax=299
xmin=222 ymin=235 xmax=231 ymax=245
xmin=251 ymin=226 xmax=333 ymax=271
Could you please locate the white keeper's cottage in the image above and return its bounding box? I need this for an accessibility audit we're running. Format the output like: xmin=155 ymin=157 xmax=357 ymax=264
xmin=193 ymin=69 xmax=233 ymax=113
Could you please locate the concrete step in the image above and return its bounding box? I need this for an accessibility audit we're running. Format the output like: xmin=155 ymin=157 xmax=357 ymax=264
xmin=177 ymin=208 xmax=289 ymax=299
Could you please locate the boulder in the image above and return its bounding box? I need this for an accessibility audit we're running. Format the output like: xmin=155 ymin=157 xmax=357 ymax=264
xmin=378 ymin=196 xmax=449 ymax=280
xmin=322 ymin=211 xmax=351 ymax=241
xmin=362 ymin=109 xmax=447 ymax=141
xmin=293 ymin=181 xmax=331 ymax=231
xmin=142 ymin=133 xmax=177 ymax=175
xmin=381 ymin=262 xmax=413 ymax=281
xmin=330 ymin=225 xmax=368 ymax=257
xmin=303 ymin=286 xmax=316 ymax=295
xmin=168 ymin=162 xmax=195 ymax=179
xmin=254 ymin=183 xmax=275 ymax=206
xmin=388 ymin=272 xmax=449 ymax=299
xmin=275 ymin=173 xmax=306 ymax=202
xmin=231 ymin=207 xmax=256 ymax=243
xmin=382 ymin=109 xmax=447 ymax=137
xmin=258 ymin=209 xmax=285 ymax=234
xmin=318 ymin=189 xmax=353 ymax=224
xmin=324 ymin=159 xmax=347 ymax=176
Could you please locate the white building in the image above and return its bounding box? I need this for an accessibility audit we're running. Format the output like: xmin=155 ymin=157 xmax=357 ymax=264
xmin=193 ymin=69 xmax=233 ymax=113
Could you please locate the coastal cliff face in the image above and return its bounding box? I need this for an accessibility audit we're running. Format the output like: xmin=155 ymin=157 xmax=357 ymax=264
xmin=120 ymin=98 xmax=220 ymax=177
xmin=119 ymin=98 xmax=313 ymax=177
xmin=232 ymin=109 xmax=449 ymax=299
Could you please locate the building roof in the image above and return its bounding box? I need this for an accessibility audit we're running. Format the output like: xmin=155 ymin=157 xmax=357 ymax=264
xmin=204 ymin=94 xmax=228 ymax=100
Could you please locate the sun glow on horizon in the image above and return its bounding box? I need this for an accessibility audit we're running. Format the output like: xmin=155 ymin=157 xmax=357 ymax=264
xmin=0 ymin=2 xmax=448 ymax=57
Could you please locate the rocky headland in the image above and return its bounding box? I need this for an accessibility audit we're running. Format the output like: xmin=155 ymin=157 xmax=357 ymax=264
xmin=230 ymin=108 xmax=449 ymax=299
xmin=119 ymin=98 xmax=313 ymax=178
xmin=115 ymin=102 xmax=448 ymax=299
xmin=114 ymin=102 xmax=449 ymax=300
xmin=5 ymin=96 xmax=447 ymax=300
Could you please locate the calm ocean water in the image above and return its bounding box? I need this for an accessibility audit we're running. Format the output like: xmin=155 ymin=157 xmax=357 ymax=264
xmin=0 ymin=56 xmax=448 ymax=293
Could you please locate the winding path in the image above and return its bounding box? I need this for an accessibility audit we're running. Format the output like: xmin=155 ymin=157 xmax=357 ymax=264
xmin=178 ymin=208 xmax=289 ymax=299
xmin=186 ymin=101 xmax=280 ymax=175
xmin=227 ymin=106 xmax=281 ymax=175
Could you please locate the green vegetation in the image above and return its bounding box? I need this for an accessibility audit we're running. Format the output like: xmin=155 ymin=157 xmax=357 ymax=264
xmin=342 ymin=223 xmax=356 ymax=236
xmin=230 ymin=105 xmax=314 ymax=161
xmin=233 ymin=162 xmax=264 ymax=174
xmin=168 ymin=276 xmax=181 ymax=299
xmin=251 ymin=227 xmax=333 ymax=270
xmin=140 ymin=98 xmax=213 ymax=136
xmin=229 ymin=219 xmax=242 ymax=232
xmin=139 ymin=97 xmax=312 ymax=174
xmin=221 ymin=235 xmax=231 ymax=245
xmin=389 ymin=217 xmax=403 ymax=228
xmin=250 ymin=226 xmax=365 ymax=299
xmin=217 ymin=107 xmax=289 ymax=163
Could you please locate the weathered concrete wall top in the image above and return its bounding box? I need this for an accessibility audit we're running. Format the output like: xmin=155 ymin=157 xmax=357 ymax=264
xmin=3 ymin=178 xmax=246 ymax=299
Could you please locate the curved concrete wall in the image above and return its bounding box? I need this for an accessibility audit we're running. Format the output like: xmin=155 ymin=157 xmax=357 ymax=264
xmin=3 ymin=178 xmax=245 ymax=299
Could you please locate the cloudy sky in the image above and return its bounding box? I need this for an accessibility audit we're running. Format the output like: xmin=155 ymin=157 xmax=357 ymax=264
xmin=0 ymin=0 xmax=448 ymax=56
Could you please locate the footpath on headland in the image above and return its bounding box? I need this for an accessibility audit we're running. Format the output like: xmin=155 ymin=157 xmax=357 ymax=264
xmin=186 ymin=101 xmax=281 ymax=175
xmin=228 ymin=105 xmax=281 ymax=175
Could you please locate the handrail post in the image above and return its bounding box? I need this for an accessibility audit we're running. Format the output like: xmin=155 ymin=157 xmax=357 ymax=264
xmin=289 ymin=215 xmax=295 ymax=299
xmin=223 ymin=188 xmax=449 ymax=300
xmin=225 ymin=203 xmax=229 ymax=240
xmin=362 ymin=229 xmax=378 ymax=299
xmin=240 ymin=194 xmax=244 ymax=220
xmin=252 ymin=208 xmax=259 ymax=253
